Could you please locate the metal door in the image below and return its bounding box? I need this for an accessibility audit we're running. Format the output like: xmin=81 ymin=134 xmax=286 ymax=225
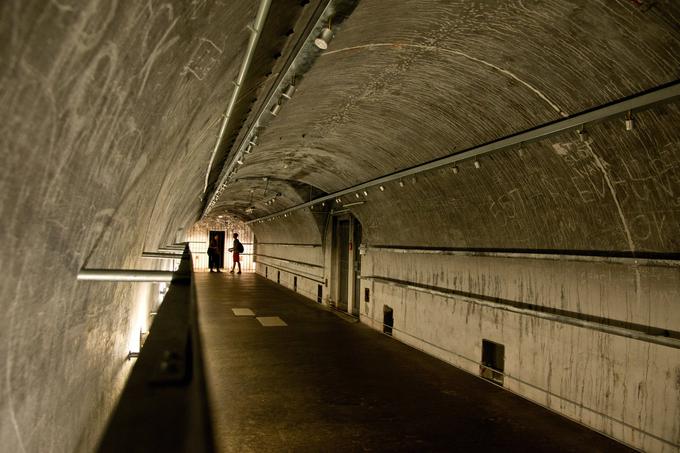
xmin=337 ymin=219 xmax=350 ymax=312
xmin=352 ymin=221 xmax=362 ymax=316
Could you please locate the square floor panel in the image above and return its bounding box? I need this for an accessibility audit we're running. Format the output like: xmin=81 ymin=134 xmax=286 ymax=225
xmin=256 ymin=316 xmax=287 ymax=327
xmin=232 ymin=308 xmax=255 ymax=317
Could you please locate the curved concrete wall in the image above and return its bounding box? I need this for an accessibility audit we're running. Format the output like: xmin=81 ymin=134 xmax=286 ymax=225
xmin=0 ymin=1 xmax=254 ymax=451
xmin=1 ymin=0 xmax=679 ymax=452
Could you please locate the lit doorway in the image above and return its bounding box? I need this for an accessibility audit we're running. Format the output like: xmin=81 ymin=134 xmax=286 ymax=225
xmin=208 ymin=231 xmax=225 ymax=269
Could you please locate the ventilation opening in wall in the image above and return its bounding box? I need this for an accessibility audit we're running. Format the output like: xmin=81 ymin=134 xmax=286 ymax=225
xmin=480 ymin=339 xmax=505 ymax=386
xmin=265 ymin=266 xmax=268 ymax=278
xmin=383 ymin=306 xmax=393 ymax=336
xmin=317 ymin=285 xmax=322 ymax=303
xmin=277 ymin=271 xmax=280 ymax=284
xmin=294 ymin=276 xmax=297 ymax=292
xmin=364 ymin=287 xmax=370 ymax=302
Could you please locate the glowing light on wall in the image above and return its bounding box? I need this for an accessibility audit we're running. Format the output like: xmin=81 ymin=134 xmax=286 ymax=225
xmin=127 ymin=282 xmax=154 ymax=360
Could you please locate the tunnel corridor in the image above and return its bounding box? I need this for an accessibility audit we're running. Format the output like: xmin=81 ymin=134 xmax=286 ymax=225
xmin=1 ymin=0 xmax=679 ymax=452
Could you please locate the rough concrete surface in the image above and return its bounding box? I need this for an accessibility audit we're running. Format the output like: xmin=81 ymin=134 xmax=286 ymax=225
xmin=1 ymin=0 xmax=679 ymax=452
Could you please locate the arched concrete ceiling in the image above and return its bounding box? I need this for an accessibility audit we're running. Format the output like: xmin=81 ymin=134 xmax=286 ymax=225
xmin=212 ymin=178 xmax=328 ymax=242
xmin=217 ymin=0 xmax=680 ymax=253
xmin=0 ymin=2 xmax=678 ymax=451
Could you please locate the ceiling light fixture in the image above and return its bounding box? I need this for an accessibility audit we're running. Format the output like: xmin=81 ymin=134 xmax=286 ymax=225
xmin=282 ymin=83 xmax=296 ymax=99
xmin=314 ymin=27 xmax=333 ymax=50
xmin=451 ymin=166 xmax=459 ymax=174
xmin=625 ymin=111 xmax=635 ymax=131
xmin=270 ymin=102 xmax=282 ymax=116
xmin=362 ymin=190 xmax=368 ymax=196
xmin=248 ymin=135 xmax=258 ymax=146
xmin=577 ymin=126 xmax=588 ymax=142
xmin=399 ymin=180 xmax=404 ymax=187
xmin=379 ymin=185 xmax=385 ymax=191
xmin=474 ymin=160 xmax=481 ymax=169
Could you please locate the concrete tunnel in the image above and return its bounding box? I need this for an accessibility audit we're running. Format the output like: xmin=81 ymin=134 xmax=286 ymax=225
xmin=1 ymin=0 xmax=679 ymax=452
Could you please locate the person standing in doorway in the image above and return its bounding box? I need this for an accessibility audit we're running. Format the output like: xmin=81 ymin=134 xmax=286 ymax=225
xmin=228 ymin=232 xmax=243 ymax=274
xmin=208 ymin=234 xmax=221 ymax=272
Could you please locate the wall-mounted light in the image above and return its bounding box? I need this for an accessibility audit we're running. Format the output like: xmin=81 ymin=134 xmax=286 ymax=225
xmin=314 ymin=27 xmax=333 ymax=50
xmin=399 ymin=180 xmax=404 ymax=187
xmin=451 ymin=166 xmax=459 ymax=174
xmin=270 ymin=102 xmax=282 ymax=116
xmin=237 ymin=158 xmax=244 ymax=165
xmin=379 ymin=185 xmax=385 ymax=191
xmin=249 ymin=135 xmax=258 ymax=146
xmin=473 ymin=160 xmax=481 ymax=169
xmin=355 ymin=193 xmax=360 ymax=198
xmin=362 ymin=190 xmax=368 ymax=196
xmin=128 ymin=328 xmax=149 ymax=361
xmin=244 ymin=144 xmax=253 ymax=154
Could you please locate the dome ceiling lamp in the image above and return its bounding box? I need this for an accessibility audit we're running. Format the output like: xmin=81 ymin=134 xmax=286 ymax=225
xmin=314 ymin=24 xmax=333 ymax=50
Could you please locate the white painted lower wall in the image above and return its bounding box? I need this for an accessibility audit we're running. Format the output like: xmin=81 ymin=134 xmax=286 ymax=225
xmin=359 ymin=247 xmax=680 ymax=453
xmin=254 ymin=244 xmax=327 ymax=304
xmin=251 ymin=240 xmax=680 ymax=452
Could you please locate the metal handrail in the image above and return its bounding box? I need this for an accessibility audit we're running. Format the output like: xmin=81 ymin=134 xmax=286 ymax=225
xmin=97 ymin=246 xmax=214 ymax=453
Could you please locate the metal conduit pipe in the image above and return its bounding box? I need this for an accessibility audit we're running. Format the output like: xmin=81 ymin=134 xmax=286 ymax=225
xmin=203 ymin=0 xmax=334 ymax=216
xmin=202 ymin=0 xmax=272 ymax=194
xmin=246 ymin=81 xmax=680 ymax=224
xmin=77 ymin=269 xmax=175 ymax=282
xmin=142 ymin=252 xmax=183 ymax=259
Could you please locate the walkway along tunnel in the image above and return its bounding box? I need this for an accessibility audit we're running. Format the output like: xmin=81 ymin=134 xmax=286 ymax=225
xmin=1 ymin=0 xmax=679 ymax=452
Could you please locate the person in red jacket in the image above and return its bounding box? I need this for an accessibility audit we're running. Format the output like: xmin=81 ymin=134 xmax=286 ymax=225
xmin=228 ymin=232 xmax=243 ymax=274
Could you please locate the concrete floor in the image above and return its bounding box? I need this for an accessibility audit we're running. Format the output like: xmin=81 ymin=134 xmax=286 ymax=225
xmin=195 ymin=273 xmax=633 ymax=453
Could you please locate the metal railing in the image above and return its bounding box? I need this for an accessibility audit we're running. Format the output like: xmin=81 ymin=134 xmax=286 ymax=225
xmin=97 ymin=246 xmax=214 ymax=453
